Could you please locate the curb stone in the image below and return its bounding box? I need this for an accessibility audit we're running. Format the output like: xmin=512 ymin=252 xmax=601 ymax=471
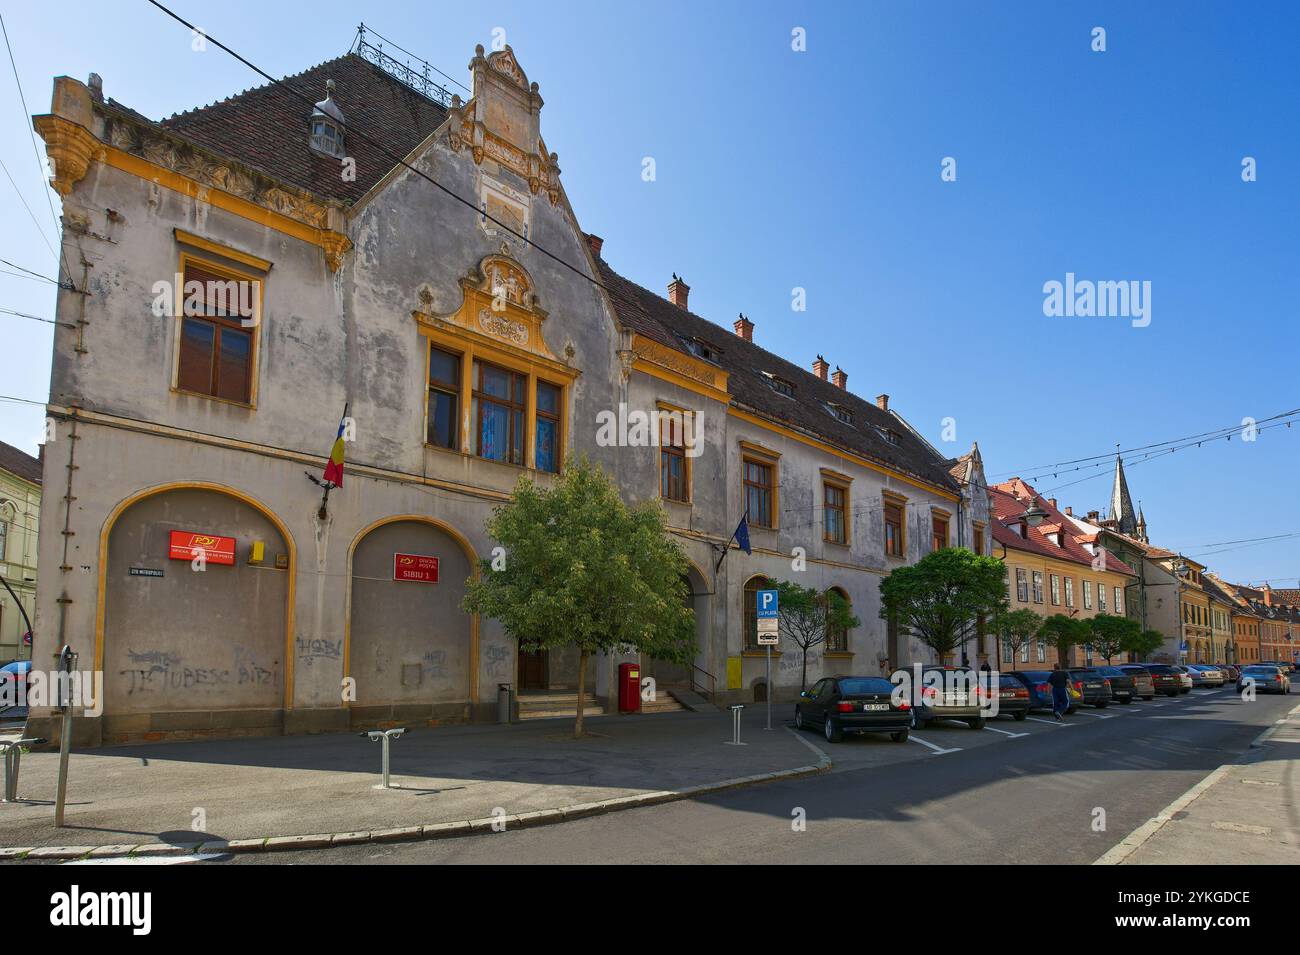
xmin=1 ymin=760 xmax=830 ymax=862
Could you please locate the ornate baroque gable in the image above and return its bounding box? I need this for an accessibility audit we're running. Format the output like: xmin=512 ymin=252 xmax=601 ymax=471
xmin=444 ymin=44 xmax=562 ymax=204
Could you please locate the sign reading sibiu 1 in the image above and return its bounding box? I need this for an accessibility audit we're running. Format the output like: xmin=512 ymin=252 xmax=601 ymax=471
xmin=756 ymin=589 xmax=779 ymax=645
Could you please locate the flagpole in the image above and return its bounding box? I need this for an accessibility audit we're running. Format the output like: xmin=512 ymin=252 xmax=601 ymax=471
xmin=715 ymin=508 xmax=749 ymax=574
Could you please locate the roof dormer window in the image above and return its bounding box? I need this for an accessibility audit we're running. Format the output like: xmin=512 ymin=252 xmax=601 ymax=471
xmin=824 ymin=402 xmax=853 ymax=425
xmin=762 ymin=372 xmax=794 ymax=398
xmin=310 ymin=79 xmax=346 ymax=158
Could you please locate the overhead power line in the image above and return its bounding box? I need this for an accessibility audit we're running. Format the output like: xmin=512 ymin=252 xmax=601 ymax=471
xmin=0 ymin=10 xmax=70 ymax=283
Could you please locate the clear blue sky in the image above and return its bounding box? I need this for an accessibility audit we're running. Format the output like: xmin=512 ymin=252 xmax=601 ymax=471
xmin=1 ymin=1 xmax=1296 ymax=585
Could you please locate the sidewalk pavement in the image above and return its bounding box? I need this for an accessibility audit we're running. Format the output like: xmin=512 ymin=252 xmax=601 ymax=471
xmin=1099 ymin=701 xmax=1299 ymax=865
xmin=0 ymin=705 xmax=826 ymax=859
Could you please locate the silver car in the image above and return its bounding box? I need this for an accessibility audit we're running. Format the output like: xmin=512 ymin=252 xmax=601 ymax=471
xmin=1237 ymin=665 xmax=1291 ymax=695
xmin=1187 ymin=664 xmax=1225 ymax=687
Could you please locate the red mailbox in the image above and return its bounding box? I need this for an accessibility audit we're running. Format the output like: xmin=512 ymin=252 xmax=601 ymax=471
xmin=618 ymin=662 xmax=641 ymax=714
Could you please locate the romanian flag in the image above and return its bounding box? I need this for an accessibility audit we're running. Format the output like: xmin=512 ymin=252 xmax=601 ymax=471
xmin=323 ymin=404 xmax=348 ymax=487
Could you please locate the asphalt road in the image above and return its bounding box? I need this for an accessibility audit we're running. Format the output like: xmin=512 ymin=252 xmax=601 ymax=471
xmin=217 ymin=685 xmax=1293 ymax=865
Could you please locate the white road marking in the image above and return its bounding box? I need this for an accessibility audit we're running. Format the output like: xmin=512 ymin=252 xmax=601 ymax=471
xmin=907 ymin=734 xmax=961 ymax=755
xmin=983 ymin=725 xmax=1029 ymax=738
xmin=1074 ymin=709 xmax=1115 ymax=719
xmin=1025 ymin=716 xmax=1073 ymax=726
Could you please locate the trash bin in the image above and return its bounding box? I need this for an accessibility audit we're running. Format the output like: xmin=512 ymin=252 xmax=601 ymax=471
xmin=497 ymin=683 xmax=512 ymax=724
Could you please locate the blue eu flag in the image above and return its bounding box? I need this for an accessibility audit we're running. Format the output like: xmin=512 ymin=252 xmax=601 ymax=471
xmin=734 ymin=515 xmax=752 ymax=555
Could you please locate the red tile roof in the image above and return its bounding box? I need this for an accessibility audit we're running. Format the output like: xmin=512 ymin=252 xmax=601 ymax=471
xmin=991 ymin=479 xmax=1135 ymax=575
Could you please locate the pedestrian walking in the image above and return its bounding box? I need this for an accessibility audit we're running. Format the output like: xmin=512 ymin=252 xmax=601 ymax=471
xmin=1048 ymin=662 xmax=1070 ymax=721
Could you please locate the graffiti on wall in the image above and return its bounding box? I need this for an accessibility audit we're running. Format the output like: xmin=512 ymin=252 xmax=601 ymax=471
xmin=118 ymin=647 xmax=280 ymax=696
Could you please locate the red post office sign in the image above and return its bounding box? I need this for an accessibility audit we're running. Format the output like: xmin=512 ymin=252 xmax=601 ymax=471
xmin=394 ymin=552 xmax=439 ymax=583
xmin=169 ymin=530 xmax=236 ymax=565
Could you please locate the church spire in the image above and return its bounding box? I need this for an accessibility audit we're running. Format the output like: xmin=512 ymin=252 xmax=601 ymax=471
xmin=1109 ymin=455 xmax=1138 ymax=536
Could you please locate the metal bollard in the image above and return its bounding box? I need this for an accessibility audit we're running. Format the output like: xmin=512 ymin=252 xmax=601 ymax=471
xmin=497 ymin=682 xmax=512 ymax=724
xmin=725 ymin=704 xmax=746 ymax=746
xmin=2 ymin=738 xmax=47 ymax=802
xmin=362 ymin=728 xmax=406 ymax=789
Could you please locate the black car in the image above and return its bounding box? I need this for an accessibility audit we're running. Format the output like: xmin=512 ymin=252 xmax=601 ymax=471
xmin=909 ymin=665 xmax=986 ymax=730
xmin=1092 ymin=665 xmax=1135 ymax=704
xmin=1007 ymin=669 xmax=1080 ymax=714
xmin=795 ymin=676 xmax=912 ymax=743
xmin=993 ymin=673 xmax=1031 ymax=720
xmin=1067 ymin=668 xmax=1113 ymax=707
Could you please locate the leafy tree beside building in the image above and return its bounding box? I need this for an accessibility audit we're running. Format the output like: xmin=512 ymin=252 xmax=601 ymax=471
xmin=463 ymin=457 xmax=696 ymax=737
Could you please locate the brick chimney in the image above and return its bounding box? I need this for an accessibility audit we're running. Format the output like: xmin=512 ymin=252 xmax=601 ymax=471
xmin=585 ymin=233 xmax=603 ymax=258
xmin=733 ymin=314 xmax=753 ymax=342
xmin=1049 ymin=497 xmax=1057 ymax=510
xmin=812 ymin=355 xmax=829 ymax=380
xmin=875 ymin=393 xmax=889 ymax=411
xmin=1263 ymin=583 xmax=1272 ymax=607
xmin=832 ymin=367 xmax=848 ymax=390
xmin=1087 ymin=510 xmax=1100 ymax=522
xmin=667 ymin=273 xmax=689 ymax=309
xmin=1064 ymin=506 xmax=1073 ymax=516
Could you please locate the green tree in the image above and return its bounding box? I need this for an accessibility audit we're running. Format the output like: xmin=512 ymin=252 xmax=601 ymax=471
xmin=879 ymin=548 xmax=1010 ymax=664
xmin=1088 ymin=613 xmax=1142 ymax=663
xmin=1038 ymin=613 xmax=1090 ymax=667
xmin=462 ymin=457 xmax=696 ymax=738
xmin=767 ymin=580 xmax=860 ymax=691
xmin=1125 ymin=628 xmax=1167 ymax=662
xmin=991 ymin=608 xmax=1043 ymax=668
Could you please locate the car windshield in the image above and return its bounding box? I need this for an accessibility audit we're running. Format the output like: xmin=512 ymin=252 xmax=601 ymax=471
xmin=1096 ymin=667 xmax=1125 ymax=676
xmin=838 ymin=678 xmax=894 ymax=695
xmin=1145 ymin=665 xmax=1175 ymax=673
xmin=1242 ymin=666 xmax=1277 ymax=674
xmin=998 ymin=675 xmax=1022 ymax=687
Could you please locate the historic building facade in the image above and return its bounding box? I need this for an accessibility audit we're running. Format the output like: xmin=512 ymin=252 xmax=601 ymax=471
xmin=990 ymin=478 xmax=1137 ymax=666
xmin=0 ymin=441 xmax=41 ymax=661
xmin=30 ymin=40 xmax=991 ymax=744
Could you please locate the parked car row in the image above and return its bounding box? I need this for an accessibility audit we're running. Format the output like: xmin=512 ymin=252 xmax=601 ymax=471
xmin=795 ymin=661 xmax=1287 ymax=743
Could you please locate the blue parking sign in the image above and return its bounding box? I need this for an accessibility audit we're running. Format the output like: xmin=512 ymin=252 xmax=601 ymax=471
xmin=756 ymin=589 xmax=779 ymax=618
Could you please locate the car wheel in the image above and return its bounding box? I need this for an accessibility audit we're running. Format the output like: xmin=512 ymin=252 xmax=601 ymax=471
xmin=967 ymin=715 xmax=985 ymax=730
xmin=891 ymin=729 xmax=909 ymax=743
xmin=1120 ymin=697 xmax=1132 ymax=705
xmin=824 ymin=714 xmax=842 ymax=743
xmin=1095 ymin=701 xmax=1108 ymax=709
xmin=911 ymin=711 xmax=929 ymax=730
xmin=794 ymin=707 xmax=804 ymax=731
xmin=1013 ymin=710 xmax=1027 ymax=721
xmin=1143 ymin=695 xmax=1154 ymax=701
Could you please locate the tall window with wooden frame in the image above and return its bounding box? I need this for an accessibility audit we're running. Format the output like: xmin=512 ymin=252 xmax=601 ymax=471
xmin=931 ymin=512 xmax=949 ymax=552
xmin=1050 ymin=574 xmax=1061 ymax=606
xmin=1064 ymin=576 xmax=1075 ymax=608
xmin=1032 ymin=571 xmax=1044 ymax=604
xmin=743 ymin=457 xmax=774 ymax=528
xmin=175 ymin=258 xmax=260 ymax=404
xmin=471 ymin=359 xmax=526 ymax=465
xmin=427 ymin=345 xmax=461 ymax=450
xmin=659 ymin=408 xmax=691 ymax=502
xmin=534 ymin=381 xmax=561 ymax=473
xmin=823 ymin=482 xmax=847 ymax=545
xmin=1015 ymin=567 xmax=1029 ymax=602
xmin=743 ymin=575 xmax=770 ymax=651
xmin=884 ymin=496 xmax=905 ymax=558
xmin=972 ymin=523 xmax=985 ymax=555
xmin=825 ymin=587 xmax=850 ymax=651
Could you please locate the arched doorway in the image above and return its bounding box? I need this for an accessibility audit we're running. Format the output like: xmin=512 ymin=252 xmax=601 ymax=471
xmin=347 ymin=517 xmax=475 ymax=723
xmin=640 ymin=563 xmax=709 ymax=693
xmin=101 ymin=485 xmax=292 ymax=732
